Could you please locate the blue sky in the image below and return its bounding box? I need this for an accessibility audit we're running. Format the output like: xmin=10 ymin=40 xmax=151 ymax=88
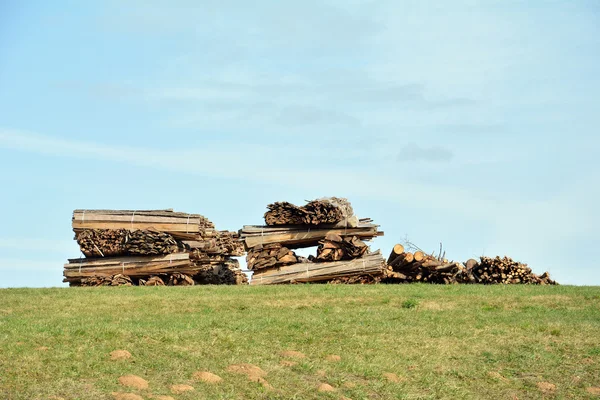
xmin=0 ymin=0 xmax=599 ymax=287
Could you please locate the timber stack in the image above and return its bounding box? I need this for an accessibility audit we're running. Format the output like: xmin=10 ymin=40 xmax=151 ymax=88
xmin=241 ymin=197 xmax=386 ymax=285
xmin=385 ymin=244 xmax=557 ymax=285
xmin=64 ymin=209 xmax=247 ymax=286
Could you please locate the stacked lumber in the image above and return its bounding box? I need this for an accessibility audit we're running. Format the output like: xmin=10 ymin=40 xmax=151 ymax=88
xmin=251 ymin=251 xmax=386 ymax=285
xmin=243 ymin=198 xmax=386 ymax=285
xmin=65 ymin=209 xmax=247 ymax=286
xmin=384 ymin=243 xmax=557 ymax=285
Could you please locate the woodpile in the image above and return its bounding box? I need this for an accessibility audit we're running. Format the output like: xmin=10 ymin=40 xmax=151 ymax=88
xmin=316 ymin=234 xmax=369 ymax=262
xmin=242 ymin=198 xmax=386 ymax=285
xmin=65 ymin=209 xmax=247 ymax=286
xmin=470 ymin=256 xmax=557 ymax=285
xmin=264 ymin=197 xmax=354 ymax=226
xmin=384 ymin=243 xmax=557 ymax=285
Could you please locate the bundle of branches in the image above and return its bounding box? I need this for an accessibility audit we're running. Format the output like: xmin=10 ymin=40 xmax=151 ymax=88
xmin=264 ymin=202 xmax=307 ymax=225
xmin=240 ymin=221 xmax=382 ymax=249
xmin=471 ymin=256 xmax=557 ymax=285
xmin=194 ymin=259 xmax=248 ymax=285
xmin=76 ymin=274 xmax=133 ymax=287
xmin=76 ymin=229 xmax=179 ymax=258
xmin=251 ymin=251 xmax=386 ymax=285
xmin=316 ymin=234 xmax=369 ymax=262
xmin=246 ymin=243 xmax=298 ymax=270
xmin=72 ymin=209 xmax=215 ymax=236
xmin=264 ymin=197 xmax=354 ymax=226
xmin=302 ymin=199 xmax=344 ymax=225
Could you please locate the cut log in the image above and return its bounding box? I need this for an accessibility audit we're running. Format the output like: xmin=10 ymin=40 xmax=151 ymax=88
xmin=387 ymin=244 xmax=405 ymax=265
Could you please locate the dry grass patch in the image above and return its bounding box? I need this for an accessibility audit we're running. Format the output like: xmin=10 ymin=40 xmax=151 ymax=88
xmin=110 ymin=350 xmax=132 ymax=360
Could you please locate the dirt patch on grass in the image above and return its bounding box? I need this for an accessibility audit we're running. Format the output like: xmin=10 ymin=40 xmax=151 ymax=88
xmin=325 ymin=354 xmax=341 ymax=362
xmin=170 ymin=384 xmax=194 ymax=394
xmin=112 ymin=393 xmax=144 ymax=400
xmin=383 ymin=372 xmax=402 ymax=383
xmin=150 ymin=396 xmax=175 ymax=400
xmin=193 ymin=371 xmax=223 ymax=383
xmin=316 ymin=370 xmax=327 ymax=377
xmin=227 ymin=363 xmax=267 ymax=379
xmin=318 ymin=383 xmax=336 ymax=392
xmin=118 ymin=375 xmax=149 ymax=390
xmin=280 ymin=350 xmax=306 ymax=359
xmin=537 ymin=382 xmax=556 ymax=394
xmin=36 ymin=346 xmax=49 ymax=351
xmin=343 ymin=382 xmax=357 ymax=389
xmin=110 ymin=350 xmax=132 ymax=360
xmin=280 ymin=360 xmax=297 ymax=367
xmin=587 ymin=387 xmax=600 ymax=395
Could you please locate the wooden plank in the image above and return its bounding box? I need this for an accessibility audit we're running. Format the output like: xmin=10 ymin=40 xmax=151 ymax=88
xmin=242 ymin=228 xmax=383 ymax=249
xmin=72 ymin=221 xmax=201 ymax=232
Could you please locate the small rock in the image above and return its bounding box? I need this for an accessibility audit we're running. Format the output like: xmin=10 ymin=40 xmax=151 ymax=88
xmin=118 ymin=375 xmax=149 ymax=390
xmin=170 ymin=384 xmax=194 ymax=394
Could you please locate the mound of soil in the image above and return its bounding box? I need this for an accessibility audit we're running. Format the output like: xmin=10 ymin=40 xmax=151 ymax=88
xmin=193 ymin=371 xmax=223 ymax=384
xmin=537 ymin=382 xmax=556 ymax=394
xmin=111 ymin=392 xmax=144 ymax=400
xmin=383 ymin=372 xmax=401 ymax=383
xmin=170 ymin=384 xmax=194 ymax=394
xmin=317 ymin=383 xmax=336 ymax=392
xmin=280 ymin=350 xmax=306 ymax=359
xmin=110 ymin=350 xmax=132 ymax=360
xmin=227 ymin=363 xmax=267 ymax=379
xmin=118 ymin=375 xmax=149 ymax=390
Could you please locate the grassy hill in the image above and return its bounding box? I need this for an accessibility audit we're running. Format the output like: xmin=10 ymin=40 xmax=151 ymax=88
xmin=1 ymin=285 xmax=599 ymax=399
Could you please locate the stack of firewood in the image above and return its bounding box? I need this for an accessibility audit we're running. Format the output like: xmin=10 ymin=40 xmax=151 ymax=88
xmin=385 ymin=244 xmax=557 ymax=285
xmin=65 ymin=209 xmax=247 ymax=286
xmin=241 ymin=198 xmax=386 ymax=285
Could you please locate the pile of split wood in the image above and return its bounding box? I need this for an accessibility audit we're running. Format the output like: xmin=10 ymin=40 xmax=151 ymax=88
xmin=241 ymin=198 xmax=386 ymax=284
xmin=385 ymin=244 xmax=557 ymax=285
xmin=64 ymin=209 xmax=247 ymax=286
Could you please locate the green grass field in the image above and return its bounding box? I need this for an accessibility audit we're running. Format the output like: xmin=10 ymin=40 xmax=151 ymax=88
xmin=1 ymin=285 xmax=599 ymax=400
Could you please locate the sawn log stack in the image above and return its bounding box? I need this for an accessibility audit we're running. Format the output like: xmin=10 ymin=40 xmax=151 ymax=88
xmin=241 ymin=197 xmax=387 ymax=285
xmin=64 ymin=209 xmax=247 ymax=286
